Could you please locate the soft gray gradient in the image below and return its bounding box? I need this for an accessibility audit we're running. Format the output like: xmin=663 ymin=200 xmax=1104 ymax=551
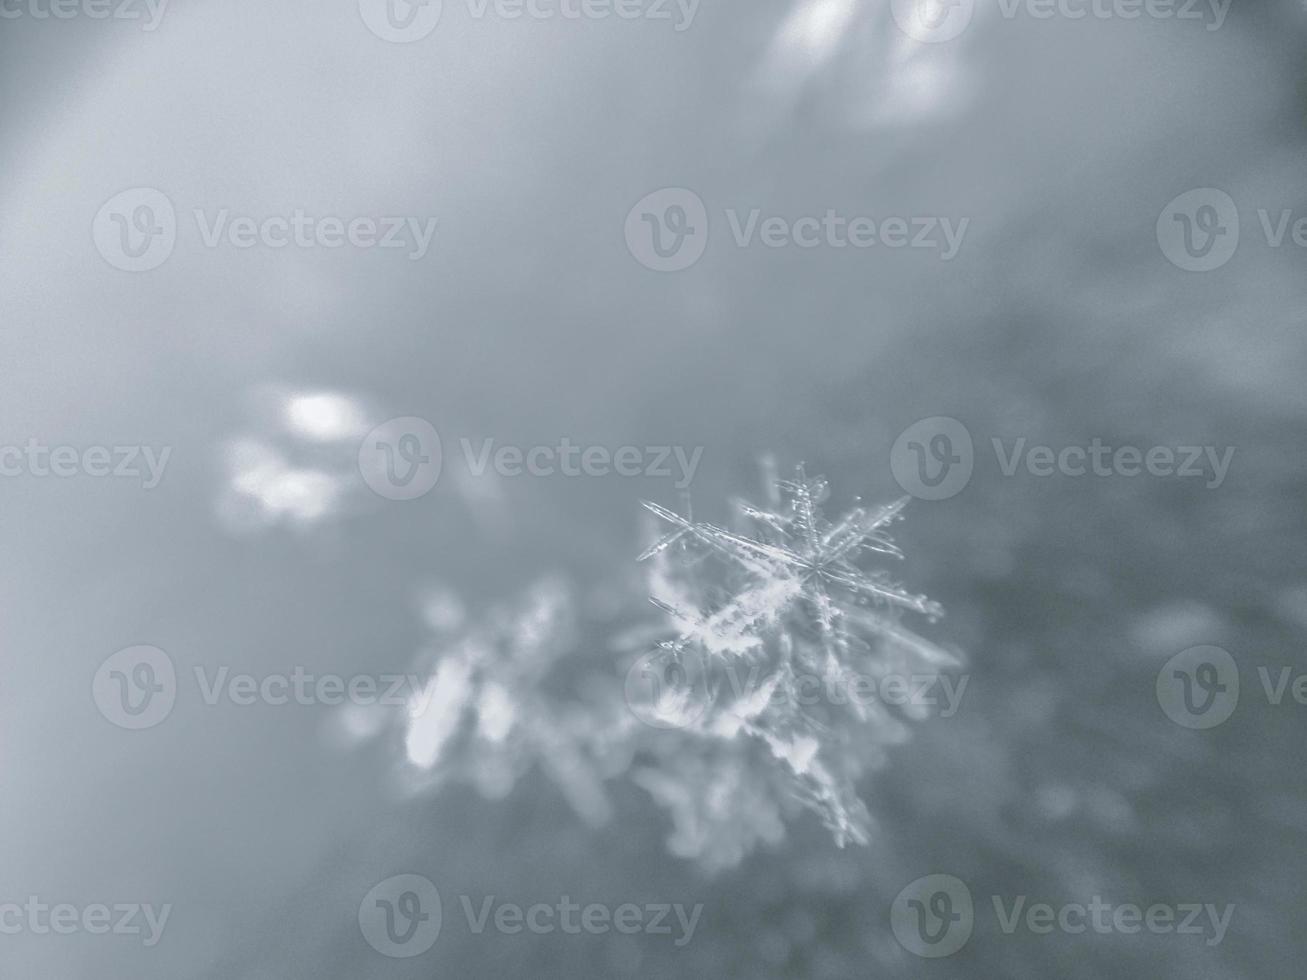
xmin=2 ymin=1 xmax=1305 ymax=977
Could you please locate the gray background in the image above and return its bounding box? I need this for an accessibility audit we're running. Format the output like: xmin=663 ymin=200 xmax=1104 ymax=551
xmin=1 ymin=0 xmax=1305 ymax=976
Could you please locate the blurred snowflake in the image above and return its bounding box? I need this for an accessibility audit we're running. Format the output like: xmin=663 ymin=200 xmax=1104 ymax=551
xmin=344 ymin=459 xmax=959 ymax=874
xmin=396 ymin=578 xmax=631 ymax=828
xmin=216 ymin=388 xmax=369 ymax=532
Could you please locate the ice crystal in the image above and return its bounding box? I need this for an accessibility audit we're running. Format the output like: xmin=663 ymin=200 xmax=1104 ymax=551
xmin=632 ymin=461 xmax=959 ymax=857
xmin=355 ymin=459 xmax=959 ymax=873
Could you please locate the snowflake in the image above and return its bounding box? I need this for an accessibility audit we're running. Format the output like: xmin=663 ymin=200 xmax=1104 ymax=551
xmin=632 ymin=461 xmax=959 ymax=855
xmin=340 ymin=459 xmax=960 ymax=873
